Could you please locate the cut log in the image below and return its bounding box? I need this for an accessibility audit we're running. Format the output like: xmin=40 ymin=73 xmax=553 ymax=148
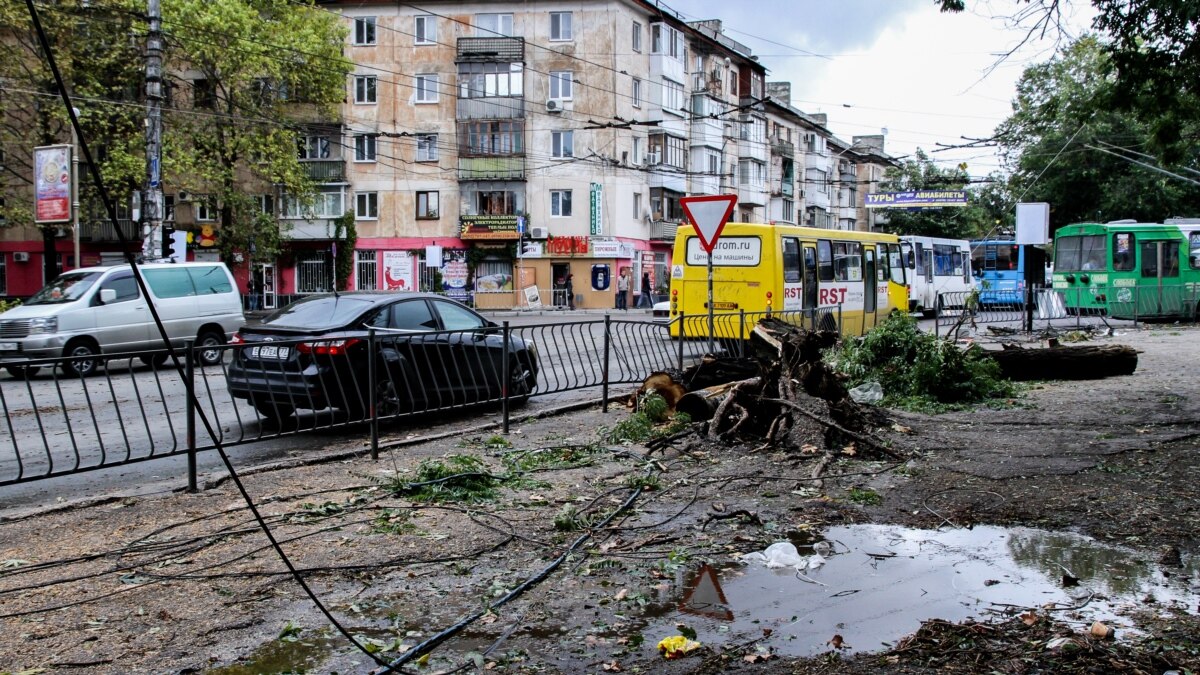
xmin=676 ymin=378 xmax=762 ymax=421
xmin=983 ymin=344 xmax=1138 ymax=381
xmin=638 ymin=371 xmax=688 ymax=409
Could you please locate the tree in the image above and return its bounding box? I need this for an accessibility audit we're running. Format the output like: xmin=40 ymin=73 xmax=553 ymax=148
xmin=875 ymin=149 xmax=997 ymax=239
xmin=993 ymin=36 xmax=1200 ymax=228
xmin=161 ymin=0 xmax=350 ymax=266
xmin=939 ymin=0 xmax=1200 ymax=165
xmin=0 ymin=0 xmax=146 ymax=279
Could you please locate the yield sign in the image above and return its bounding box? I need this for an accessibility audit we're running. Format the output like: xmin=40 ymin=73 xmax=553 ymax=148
xmin=680 ymin=195 xmax=737 ymax=254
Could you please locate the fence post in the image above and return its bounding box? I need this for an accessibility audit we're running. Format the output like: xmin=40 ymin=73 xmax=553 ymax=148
xmin=1024 ymin=284 xmax=1034 ymax=333
xmin=502 ymin=321 xmax=511 ymax=435
xmin=1133 ymin=286 xmax=1139 ymax=327
xmin=738 ymin=309 xmax=746 ymax=358
xmin=934 ymin=293 xmax=940 ymax=339
xmin=184 ymin=339 xmax=197 ymax=493
xmin=602 ymin=314 xmax=612 ymax=413
xmin=838 ymin=303 xmax=843 ymax=335
xmin=368 ymin=328 xmax=378 ymax=460
xmin=1076 ymin=288 xmax=1081 ymax=329
xmin=676 ymin=312 xmax=685 ymax=371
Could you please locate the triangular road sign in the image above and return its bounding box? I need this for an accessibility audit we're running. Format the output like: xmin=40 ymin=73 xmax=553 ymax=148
xmin=680 ymin=195 xmax=738 ymax=254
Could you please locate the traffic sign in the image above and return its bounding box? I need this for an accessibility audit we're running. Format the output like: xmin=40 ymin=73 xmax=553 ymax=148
xmin=680 ymin=195 xmax=737 ymax=254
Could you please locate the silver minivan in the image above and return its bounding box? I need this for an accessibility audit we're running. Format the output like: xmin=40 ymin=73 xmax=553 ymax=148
xmin=0 ymin=262 xmax=245 ymax=378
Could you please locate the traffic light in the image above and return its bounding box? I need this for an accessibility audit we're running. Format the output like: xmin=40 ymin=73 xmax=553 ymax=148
xmin=164 ymin=227 xmax=187 ymax=263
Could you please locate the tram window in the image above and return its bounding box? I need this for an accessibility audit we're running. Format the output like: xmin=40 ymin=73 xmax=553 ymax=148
xmin=817 ymin=239 xmax=834 ymax=281
xmin=1113 ymin=233 xmax=1134 ymax=271
xmin=1190 ymin=233 xmax=1200 ymax=269
xmin=1140 ymin=241 xmax=1159 ymax=277
xmin=782 ymin=237 xmax=801 ymax=283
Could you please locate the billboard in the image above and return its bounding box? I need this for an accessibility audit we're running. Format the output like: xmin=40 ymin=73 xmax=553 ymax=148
xmin=865 ymin=190 xmax=968 ymax=209
xmin=34 ymin=144 xmax=72 ymax=223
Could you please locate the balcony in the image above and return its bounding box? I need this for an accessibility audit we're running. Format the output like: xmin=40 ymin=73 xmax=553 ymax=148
xmin=458 ymin=156 xmax=526 ymax=181
xmin=456 ymin=37 xmax=524 ymax=63
xmin=302 ymin=160 xmax=345 ymax=183
xmin=770 ymin=139 xmax=794 ymax=158
xmin=649 ymin=219 xmax=679 ymax=242
xmin=81 ymin=219 xmax=141 ymax=243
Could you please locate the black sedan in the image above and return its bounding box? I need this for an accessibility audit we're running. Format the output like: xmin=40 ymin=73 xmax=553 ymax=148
xmin=226 ymin=292 xmax=538 ymax=422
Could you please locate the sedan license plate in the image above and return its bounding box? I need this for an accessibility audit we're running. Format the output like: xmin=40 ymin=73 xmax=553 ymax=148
xmin=0 ymin=342 xmax=18 ymax=352
xmin=249 ymin=345 xmax=290 ymax=359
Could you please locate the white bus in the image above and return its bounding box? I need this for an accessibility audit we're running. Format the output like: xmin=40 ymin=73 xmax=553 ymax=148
xmin=899 ymin=236 xmax=974 ymax=315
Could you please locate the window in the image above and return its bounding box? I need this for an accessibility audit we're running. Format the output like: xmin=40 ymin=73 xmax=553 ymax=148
xmin=932 ymin=244 xmax=960 ymax=276
xmin=414 ymin=15 xmax=435 ymax=44
xmin=354 ymin=134 xmax=376 ymax=162
xmin=416 ymin=191 xmax=439 ymax=219
xmin=1054 ymin=235 xmax=1103 ymax=270
xmin=662 ymin=78 xmax=684 ymax=112
xmin=738 ymin=160 xmax=764 ymax=186
xmin=415 ymin=74 xmax=439 ymax=102
xmin=192 ymin=78 xmax=215 ymax=108
xmin=459 ymin=62 xmax=524 ymax=98
xmin=551 ymin=190 xmax=572 ymax=217
xmin=1191 ymin=233 xmax=1200 ymax=269
xmin=256 ymin=194 xmax=275 ymax=215
xmin=194 ymin=196 xmax=216 ymax=222
xmin=354 ymin=75 xmax=377 ymax=104
xmin=1140 ymin=240 xmax=1180 ymax=278
xmin=550 ymin=71 xmax=573 ymax=99
xmin=551 ymin=130 xmax=573 ymax=158
xmin=1113 ymin=232 xmax=1135 ymax=271
xmin=782 ymin=198 xmax=794 ymax=223
xmin=817 ymin=239 xmax=834 ymax=281
xmin=388 ymin=300 xmax=438 ymax=330
xmin=651 ymin=23 xmax=681 ymax=58
xmin=353 ymin=16 xmax=376 ymax=45
xmin=191 ymin=266 xmax=233 ymax=294
xmin=416 ymin=134 xmax=438 ymax=162
xmin=298 ymin=135 xmax=332 ymax=160
xmin=96 ymin=272 xmax=139 ymax=304
xmin=632 ymin=78 xmax=642 ymax=107
xmin=459 ymin=120 xmax=524 ymax=156
xmin=355 ymin=250 xmax=378 ymax=291
xmin=632 ymin=192 xmax=641 ymax=219
xmin=468 ymin=186 xmax=522 ymax=215
xmin=783 ymin=238 xmax=801 ymax=283
xmin=632 ymin=21 xmax=642 ymax=52
xmin=832 ymin=242 xmax=863 ymax=281
xmin=355 ymin=192 xmax=378 ymax=220
xmin=296 ymin=251 xmax=331 ymax=293
xmin=648 ymin=134 xmax=686 ymax=169
xmin=550 ymin=12 xmax=572 ymax=40
xmin=475 ymin=13 xmax=513 ymax=37
xmin=280 ymin=188 xmax=345 ymax=219
xmin=144 ymin=268 xmax=196 ymax=298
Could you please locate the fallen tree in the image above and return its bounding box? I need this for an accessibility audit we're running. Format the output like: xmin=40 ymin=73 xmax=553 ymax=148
xmin=984 ymin=343 xmax=1139 ymax=381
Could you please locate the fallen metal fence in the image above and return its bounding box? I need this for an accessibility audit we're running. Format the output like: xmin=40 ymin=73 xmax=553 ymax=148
xmin=933 ymin=283 xmax=1200 ymax=336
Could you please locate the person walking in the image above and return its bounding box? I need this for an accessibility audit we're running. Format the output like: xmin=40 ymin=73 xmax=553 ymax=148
xmin=616 ymin=269 xmax=630 ymax=310
xmin=565 ymin=273 xmax=575 ymax=310
xmin=638 ymin=271 xmax=653 ymax=308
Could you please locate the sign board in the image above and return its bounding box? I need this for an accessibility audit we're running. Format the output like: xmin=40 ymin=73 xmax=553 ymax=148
xmin=425 ymin=245 xmax=443 ymax=269
xmin=685 ymin=237 xmax=762 ymax=266
xmin=523 ymin=285 xmax=542 ymax=308
xmin=589 ymin=182 xmax=603 ymax=235
xmin=680 ymin=195 xmax=737 ymax=254
xmin=382 ymin=251 xmax=415 ymax=291
xmin=865 ymin=191 xmax=968 ymax=209
xmin=1015 ymin=202 xmax=1050 ymax=245
xmin=33 ymin=144 xmax=72 ymax=223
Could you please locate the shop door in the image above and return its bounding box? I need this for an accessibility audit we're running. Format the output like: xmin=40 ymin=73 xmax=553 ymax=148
xmin=551 ymin=262 xmax=571 ymax=307
xmin=256 ymin=262 xmax=277 ymax=310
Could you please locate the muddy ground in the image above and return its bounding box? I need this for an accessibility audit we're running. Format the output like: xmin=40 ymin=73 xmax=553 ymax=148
xmin=0 ymin=324 xmax=1198 ymax=674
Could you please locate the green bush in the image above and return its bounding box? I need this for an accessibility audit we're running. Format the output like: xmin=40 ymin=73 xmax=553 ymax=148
xmin=0 ymin=299 xmax=20 ymax=313
xmin=826 ymin=313 xmax=1016 ymax=410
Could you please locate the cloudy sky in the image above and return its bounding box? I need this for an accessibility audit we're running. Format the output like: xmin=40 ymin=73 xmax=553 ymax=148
xmin=658 ymin=0 xmax=1097 ymax=181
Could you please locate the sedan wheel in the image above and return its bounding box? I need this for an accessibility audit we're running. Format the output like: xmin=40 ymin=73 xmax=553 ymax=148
xmin=508 ymin=359 xmax=534 ymax=404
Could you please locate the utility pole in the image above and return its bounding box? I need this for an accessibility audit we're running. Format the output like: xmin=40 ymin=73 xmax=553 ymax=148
xmin=141 ymin=0 xmax=164 ymax=260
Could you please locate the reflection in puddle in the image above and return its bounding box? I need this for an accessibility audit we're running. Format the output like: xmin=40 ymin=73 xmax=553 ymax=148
xmin=641 ymin=524 xmax=1199 ymax=658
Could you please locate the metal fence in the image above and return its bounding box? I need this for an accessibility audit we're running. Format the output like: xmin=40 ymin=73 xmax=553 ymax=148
xmin=0 ymin=313 xmax=756 ymax=489
xmin=933 ymin=283 xmax=1200 ymax=335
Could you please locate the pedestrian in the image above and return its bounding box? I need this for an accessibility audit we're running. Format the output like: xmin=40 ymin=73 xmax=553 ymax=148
xmin=638 ymin=271 xmax=653 ymax=308
xmin=565 ymin=273 xmax=575 ymax=310
xmin=616 ymin=269 xmax=630 ymax=310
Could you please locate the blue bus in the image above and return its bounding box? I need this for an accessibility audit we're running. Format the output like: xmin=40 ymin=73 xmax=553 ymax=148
xmin=970 ymin=239 xmax=1024 ymax=306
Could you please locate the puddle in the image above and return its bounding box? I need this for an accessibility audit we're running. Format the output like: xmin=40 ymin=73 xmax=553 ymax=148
xmin=639 ymin=524 xmax=1199 ymax=658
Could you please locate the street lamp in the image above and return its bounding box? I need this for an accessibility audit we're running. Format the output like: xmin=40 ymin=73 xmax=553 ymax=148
xmin=71 ymin=106 xmax=80 ymax=269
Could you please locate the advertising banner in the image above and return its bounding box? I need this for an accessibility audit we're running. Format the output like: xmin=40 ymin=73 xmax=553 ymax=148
xmin=34 ymin=145 xmax=72 ymax=223
xmin=382 ymin=251 xmax=415 ymax=291
xmin=865 ymin=191 xmax=968 ymax=208
xmin=441 ymin=249 xmax=471 ymax=303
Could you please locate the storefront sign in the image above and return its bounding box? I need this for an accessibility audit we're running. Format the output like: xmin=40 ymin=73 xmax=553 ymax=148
xmin=441 ymin=249 xmax=470 ymax=302
xmin=546 ymin=235 xmax=589 ymax=256
xmin=460 ymin=215 xmax=521 ymax=240
xmin=382 ymin=251 xmax=415 ymax=291
xmin=589 ymin=183 xmax=603 ymax=235
xmin=34 ymin=144 xmax=72 ymax=223
xmin=519 ymin=240 xmax=545 ymax=258
xmin=591 ymin=238 xmax=635 ymax=259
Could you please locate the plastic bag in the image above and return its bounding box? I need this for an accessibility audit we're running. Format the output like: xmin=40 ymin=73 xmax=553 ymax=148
xmin=741 ymin=542 xmax=826 ymax=571
xmin=849 ymin=381 xmax=884 ymax=404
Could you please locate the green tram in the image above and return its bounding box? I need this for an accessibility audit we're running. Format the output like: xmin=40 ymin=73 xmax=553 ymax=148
xmin=1053 ymin=219 xmax=1200 ymax=319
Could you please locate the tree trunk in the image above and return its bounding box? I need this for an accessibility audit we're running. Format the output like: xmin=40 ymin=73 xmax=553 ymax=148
xmin=984 ymin=344 xmax=1138 ymax=381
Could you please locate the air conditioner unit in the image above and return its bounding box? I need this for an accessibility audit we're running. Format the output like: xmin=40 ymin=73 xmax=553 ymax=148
xmin=529 ymin=226 xmax=549 ymax=240
xmin=644 ymin=151 xmax=660 ymax=165
xmin=13 ymin=252 xmax=30 ymax=262
xmin=545 ymin=98 xmax=566 ymax=112
xmin=176 ymin=191 xmax=191 ymax=202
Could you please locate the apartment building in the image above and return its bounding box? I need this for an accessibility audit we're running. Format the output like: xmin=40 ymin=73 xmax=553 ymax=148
xmin=0 ymin=0 xmax=892 ymax=306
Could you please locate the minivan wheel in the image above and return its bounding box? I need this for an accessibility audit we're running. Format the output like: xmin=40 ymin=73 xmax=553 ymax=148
xmin=60 ymin=340 xmax=101 ymax=377
xmin=196 ymin=330 xmax=225 ymax=366
xmin=140 ymin=353 xmax=170 ymax=369
xmin=6 ymin=365 xmax=40 ymax=380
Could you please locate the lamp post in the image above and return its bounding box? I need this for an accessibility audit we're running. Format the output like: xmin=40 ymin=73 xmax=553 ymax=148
xmin=70 ymin=106 xmax=80 ymax=268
